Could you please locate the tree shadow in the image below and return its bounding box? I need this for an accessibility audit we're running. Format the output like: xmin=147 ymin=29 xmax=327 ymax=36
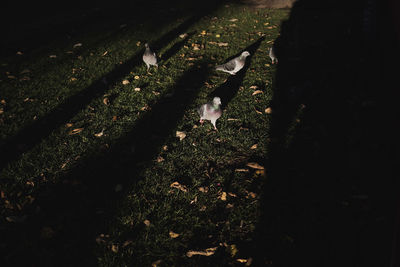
xmin=210 ymin=36 xmax=265 ymax=107
xmin=0 ymin=2 xmax=222 ymax=172
xmin=160 ymin=31 xmax=196 ymax=63
xmin=251 ymin=0 xmax=399 ymax=266
xmin=2 ymin=61 xmax=211 ymax=266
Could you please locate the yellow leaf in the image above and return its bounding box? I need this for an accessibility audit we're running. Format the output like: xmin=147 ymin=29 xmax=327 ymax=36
xmin=65 ymin=123 xmax=73 ymax=128
xmin=94 ymin=129 xmax=104 ymax=137
xmin=230 ymin=244 xmax=238 ymax=257
xmin=198 ymin=186 xmax=209 ymax=193
xmin=217 ymin=42 xmax=228 ymax=47
xmin=169 ymin=231 xmax=180 ymax=238
xmin=252 ymin=90 xmax=263 ymax=95
xmin=156 ymin=156 xmax=164 ymax=162
xmin=250 ymin=144 xmax=257 ymax=149
xmin=134 ymin=75 xmax=140 ymax=80
xmin=229 ymin=18 xmax=238 ymax=22
xmin=70 ymin=77 xmax=77 ymax=81
xmin=134 ymin=87 xmax=141 ymax=91
xmin=186 ymin=247 xmax=217 ymax=257
xmin=102 ymin=51 xmax=108 ymax=56
xmin=265 ymin=107 xmax=272 ymax=114
xmin=136 ymin=41 xmax=141 ymax=46
xmin=68 ymin=128 xmax=84 ymax=135
xmin=122 ymin=79 xmax=129 ymax=85
xmin=255 ymin=109 xmax=263 ymax=114
xmin=201 ymin=30 xmax=206 ymax=36
xmin=246 ymin=162 xmax=264 ymax=170
xmin=176 ymin=131 xmax=186 ymax=141
xmin=215 ymin=34 xmax=221 ymax=38
xmin=103 ymin=97 xmax=109 ymax=105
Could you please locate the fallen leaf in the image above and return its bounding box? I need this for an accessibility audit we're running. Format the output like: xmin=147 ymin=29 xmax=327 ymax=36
xmin=190 ymin=196 xmax=198 ymax=204
xmin=103 ymin=97 xmax=109 ymax=105
xmin=201 ymin=30 xmax=206 ymax=36
xmin=170 ymin=181 xmax=188 ymax=192
xmin=248 ymin=192 xmax=257 ymax=198
xmin=250 ymin=144 xmax=258 ymax=149
xmin=156 ymin=156 xmax=164 ymax=162
xmin=136 ymin=41 xmax=141 ymax=46
xmin=199 ymin=205 xmax=207 ymax=211
xmin=152 ymin=260 xmax=162 ymax=267
xmin=7 ymin=75 xmax=16 ymax=79
xmin=228 ymin=192 xmax=237 ymax=197
xmin=122 ymin=79 xmax=130 ymax=85
xmin=229 ymin=18 xmax=238 ymax=22
xmin=218 ymin=42 xmax=228 ymax=47
xmin=66 ymin=123 xmax=73 ymax=128
xmin=70 ymin=77 xmax=77 ymax=81
xmin=249 ymin=85 xmax=258 ymax=89
xmin=143 ymin=219 xmax=151 ymax=227
xmin=179 ymin=33 xmax=188 ymax=39
xmin=162 ymin=145 xmax=168 ymax=151
xmin=0 ymin=108 xmax=3 ymax=114
xmin=112 ymin=115 xmax=118 ymax=121
xmin=215 ymin=34 xmax=221 ymax=38
xmin=68 ymin=128 xmax=84 ymax=135
xmin=186 ymin=247 xmax=218 ymax=257
xmin=16 ymin=51 xmax=23 ymax=55
xmin=227 ymin=118 xmax=239 ymax=121
xmin=0 ymin=191 xmax=5 ymax=198
xmin=252 ymin=90 xmax=263 ymax=95
xmin=111 ymin=244 xmax=119 ymax=253
xmin=102 ymin=51 xmax=108 ymax=56
xmin=176 ymin=131 xmax=186 ymax=141
xmin=265 ymin=107 xmax=272 ymax=114
xmin=219 ymin=191 xmax=227 ymax=201
xmin=6 ymin=215 xmax=27 ymax=223
xmin=169 ymin=231 xmax=180 ymax=238
xmin=20 ymin=76 xmax=30 ymax=81
xmin=134 ymin=87 xmax=141 ymax=91
xmin=73 ymin=43 xmax=82 ymax=48
xmin=255 ymin=109 xmax=263 ymax=114
xmin=226 ymin=203 xmax=234 ymax=208
xmin=229 ymin=244 xmax=238 ymax=257
xmin=246 ymin=162 xmax=264 ymax=170
xmin=49 ymin=55 xmax=57 ymax=58
xmin=152 ymin=91 xmax=160 ymax=96
xmin=237 ymin=258 xmax=249 ymax=263
xmin=122 ymin=240 xmax=133 ymax=247
xmin=134 ymin=75 xmax=140 ymax=80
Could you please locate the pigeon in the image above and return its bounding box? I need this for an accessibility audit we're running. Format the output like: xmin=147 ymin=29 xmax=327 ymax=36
xmin=143 ymin=43 xmax=158 ymax=70
xmin=197 ymin=97 xmax=222 ymax=130
xmin=215 ymin=51 xmax=250 ymax=75
xmin=269 ymin=46 xmax=278 ymax=64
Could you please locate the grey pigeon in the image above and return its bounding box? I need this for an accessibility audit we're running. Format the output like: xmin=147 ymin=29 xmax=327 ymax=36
xmin=143 ymin=43 xmax=158 ymax=70
xmin=197 ymin=97 xmax=222 ymax=130
xmin=269 ymin=46 xmax=278 ymax=64
xmin=215 ymin=51 xmax=250 ymax=75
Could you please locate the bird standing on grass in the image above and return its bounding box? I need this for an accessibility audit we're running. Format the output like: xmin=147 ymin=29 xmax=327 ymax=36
xmin=143 ymin=43 xmax=158 ymax=70
xmin=197 ymin=97 xmax=222 ymax=130
xmin=215 ymin=51 xmax=250 ymax=75
xmin=269 ymin=46 xmax=278 ymax=64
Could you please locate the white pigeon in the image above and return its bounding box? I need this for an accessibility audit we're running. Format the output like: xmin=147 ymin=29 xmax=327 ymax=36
xmin=269 ymin=46 xmax=278 ymax=64
xmin=142 ymin=43 xmax=158 ymax=70
xmin=215 ymin=51 xmax=250 ymax=75
xmin=197 ymin=97 xmax=222 ymax=130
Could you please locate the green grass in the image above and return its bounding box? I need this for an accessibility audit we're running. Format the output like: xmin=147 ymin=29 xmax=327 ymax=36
xmin=1 ymin=3 xmax=289 ymax=266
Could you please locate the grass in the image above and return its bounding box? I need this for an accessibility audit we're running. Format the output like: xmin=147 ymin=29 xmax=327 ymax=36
xmin=0 ymin=2 xmax=291 ymax=266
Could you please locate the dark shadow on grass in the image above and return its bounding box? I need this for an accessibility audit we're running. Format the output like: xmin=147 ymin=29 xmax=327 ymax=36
xmin=2 ymin=62 xmax=211 ymax=266
xmin=0 ymin=3 xmax=221 ymax=171
xmin=210 ymin=36 xmax=265 ymax=107
xmin=249 ymin=0 xmax=399 ymax=266
xmin=160 ymin=31 xmax=196 ymax=63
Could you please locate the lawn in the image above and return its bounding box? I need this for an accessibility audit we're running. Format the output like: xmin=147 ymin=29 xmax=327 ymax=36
xmin=0 ymin=1 xmax=289 ymax=266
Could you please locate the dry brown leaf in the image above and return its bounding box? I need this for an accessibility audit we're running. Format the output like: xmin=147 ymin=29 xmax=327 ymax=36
xmin=170 ymin=181 xmax=188 ymax=192
xmin=250 ymin=144 xmax=258 ymax=149
xmin=0 ymin=99 xmax=6 ymax=104
xmin=20 ymin=76 xmax=30 ymax=81
xmin=186 ymin=247 xmax=218 ymax=257
xmin=49 ymin=55 xmax=57 ymax=58
xmin=229 ymin=18 xmax=238 ymax=22
xmin=143 ymin=219 xmax=151 ymax=227
xmin=246 ymin=162 xmax=264 ymax=170
xmin=176 ymin=131 xmax=186 ymax=141
xmin=252 ymin=90 xmax=263 ymax=95
xmin=152 ymin=91 xmax=160 ymax=96
xmin=68 ymin=128 xmax=84 ymax=135
xmin=198 ymin=186 xmax=209 ymax=193
xmin=112 ymin=116 xmax=118 ymax=121
xmin=73 ymin=43 xmax=82 ymax=48
xmin=227 ymin=118 xmax=239 ymax=121
xmin=190 ymin=196 xmax=198 ymax=204
xmin=70 ymin=77 xmax=77 ymax=81
xmin=162 ymin=145 xmax=168 ymax=151
xmin=134 ymin=87 xmax=141 ymax=91
xmin=111 ymin=244 xmax=119 ymax=253
xmin=122 ymin=79 xmax=129 ymax=85
xmin=7 ymin=75 xmax=16 ymax=79
xmin=16 ymin=51 xmax=23 ymax=55
xmin=228 ymin=192 xmax=237 ymax=197
xmin=186 ymin=57 xmax=196 ymax=61
xmin=179 ymin=33 xmax=188 ymax=39
xmin=122 ymin=240 xmax=133 ymax=247
xmin=255 ymin=109 xmax=263 ymax=114
xmin=249 ymin=85 xmax=258 ymax=89
xmin=103 ymin=97 xmax=109 ymax=105
xmin=235 ymin=168 xmax=249 ymax=172
xmin=248 ymin=192 xmax=257 ymax=198
xmin=65 ymin=123 xmax=73 ymax=128
xmin=169 ymin=231 xmax=180 ymax=238
xmin=199 ymin=205 xmax=207 ymax=211
xmin=156 ymin=156 xmax=164 ymax=162
xmin=20 ymin=69 xmax=30 ymax=74
xmin=265 ymin=107 xmax=272 ymax=114
xmin=134 ymin=75 xmax=140 ymax=80
xmin=237 ymin=258 xmax=249 ymax=263
xmin=226 ymin=203 xmax=234 ymax=209
xmin=102 ymin=51 xmax=108 ymax=56
xmin=217 ymin=42 xmax=228 ymax=47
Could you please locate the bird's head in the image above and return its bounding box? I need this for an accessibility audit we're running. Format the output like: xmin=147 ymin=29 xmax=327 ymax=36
xmin=144 ymin=43 xmax=149 ymax=48
xmin=213 ymin=97 xmax=222 ymax=106
xmin=242 ymin=51 xmax=250 ymax=57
